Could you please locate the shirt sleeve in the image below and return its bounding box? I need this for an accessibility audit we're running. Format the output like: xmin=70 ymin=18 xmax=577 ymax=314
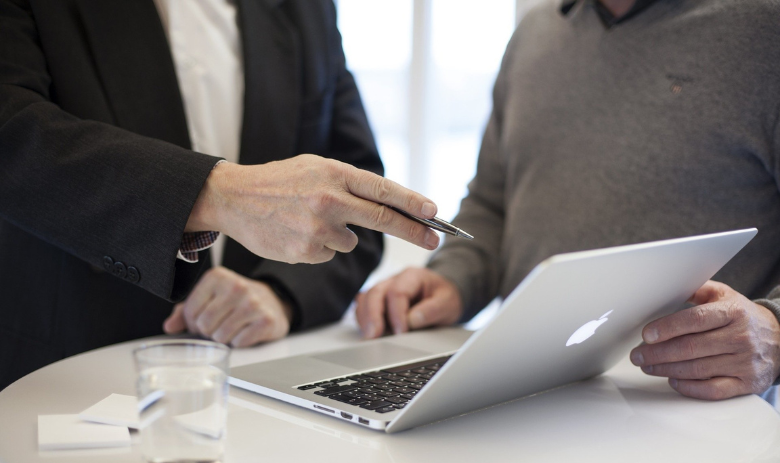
xmin=754 ymin=286 xmax=780 ymax=386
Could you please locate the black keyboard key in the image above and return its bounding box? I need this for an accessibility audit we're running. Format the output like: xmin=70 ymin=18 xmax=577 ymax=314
xmin=392 ymin=404 xmax=406 ymax=409
xmin=331 ymin=378 xmax=350 ymax=383
xmin=316 ymin=384 xmax=359 ymax=396
xmin=397 ymin=372 xmax=417 ymax=378
xmin=389 ymin=381 xmax=409 ymax=388
xmin=384 ymin=396 xmax=407 ymax=404
xmin=297 ymin=385 xmax=317 ymax=390
xmin=378 ymin=391 xmax=399 ymax=397
xmin=381 ymin=356 xmax=452 ymax=373
xmin=393 ymin=387 xmax=414 ymax=394
xmin=363 ymin=371 xmax=389 ymax=378
xmin=403 ymin=377 xmax=425 ymax=384
xmin=367 ymin=378 xmax=389 ymax=385
xmin=348 ymin=398 xmax=369 ymax=405
xmin=400 ymin=393 xmax=416 ymax=399
xmin=359 ymin=401 xmax=392 ymax=410
xmin=411 ymin=369 xmax=428 ymax=374
xmin=409 ymin=384 xmax=423 ymax=390
xmin=343 ymin=391 xmax=363 ymax=399
xmin=317 ymin=382 xmax=337 ymax=388
xmin=373 ymin=384 xmax=392 ymax=391
xmin=375 ymin=406 xmax=396 ymax=413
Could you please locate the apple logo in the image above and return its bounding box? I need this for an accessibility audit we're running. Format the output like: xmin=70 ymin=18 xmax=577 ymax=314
xmin=566 ymin=310 xmax=613 ymax=346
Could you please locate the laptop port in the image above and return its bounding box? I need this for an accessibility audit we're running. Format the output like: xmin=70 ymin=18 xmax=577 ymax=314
xmin=313 ymin=405 xmax=335 ymax=414
xmin=358 ymin=417 xmax=369 ymax=425
xmin=340 ymin=412 xmax=353 ymax=420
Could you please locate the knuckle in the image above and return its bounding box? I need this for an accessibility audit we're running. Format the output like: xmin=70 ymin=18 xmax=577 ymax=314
xmin=231 ymin=279 xmax=249 ymax=295
xmin=682 ymin=336 xmax=698 ymax=358
xmin=371 ymin=177 xmax=393 ymax=203
xmin=310 ymin=190 xmax=340 ymax=216
xmin=372 ymin=205 xmax=393 ymax=228
xmin=690 ymin=306 xmax=708 ymax=327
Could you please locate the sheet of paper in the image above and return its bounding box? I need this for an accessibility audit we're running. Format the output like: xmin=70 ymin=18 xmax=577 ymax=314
xmin=78 ymin=393 xmax=140 ymax=429
xmin=37 ymin=414 xmax=130 ymax=450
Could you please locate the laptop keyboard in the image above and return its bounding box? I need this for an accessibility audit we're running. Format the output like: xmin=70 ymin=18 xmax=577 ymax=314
xmin=297 ymin=355 xmax=452 ymax=414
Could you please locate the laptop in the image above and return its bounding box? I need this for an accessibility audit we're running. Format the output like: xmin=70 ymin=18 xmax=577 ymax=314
xmin=230 ymin=229 xmax=757 ymax=433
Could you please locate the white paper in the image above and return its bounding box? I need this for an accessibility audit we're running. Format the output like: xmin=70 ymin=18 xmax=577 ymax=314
xmin=173 ymin=403 xmax=226 ymax=439
xmin=78 ymin=393 xmax=140 ymax=429
xmin=37 ymin=414 xmax=130 ymax=450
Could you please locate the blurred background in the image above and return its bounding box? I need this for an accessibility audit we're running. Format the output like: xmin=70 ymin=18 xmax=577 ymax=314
xmin=336 ymin=0 xmax=537 ymax=322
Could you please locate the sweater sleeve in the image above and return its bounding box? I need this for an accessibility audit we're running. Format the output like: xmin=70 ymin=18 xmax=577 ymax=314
xmin=426 ymin=33 xmax=519 ymax=322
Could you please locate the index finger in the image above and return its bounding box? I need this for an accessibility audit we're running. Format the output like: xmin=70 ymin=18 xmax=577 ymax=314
xmin=344 ymin=167 xmax=437 ymax=219
xmin=642 ymin=302 xmax=735 ymax=344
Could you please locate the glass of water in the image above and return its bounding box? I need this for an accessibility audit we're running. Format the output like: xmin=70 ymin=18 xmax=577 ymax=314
xmin=134 ymin=340 xmax=230 ymax=463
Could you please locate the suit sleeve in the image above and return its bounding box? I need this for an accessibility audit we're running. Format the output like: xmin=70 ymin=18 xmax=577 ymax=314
xmin=0 ymin=0 xmax=219 ymax=301
xmin=425 ymin=33 xmax=519 ymax=322
xmin=246 ymin=1 xmax=383 ymax=331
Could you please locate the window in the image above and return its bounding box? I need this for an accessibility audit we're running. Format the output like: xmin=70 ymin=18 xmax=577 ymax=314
xmin=337 ymin=0 xmax=522 ymax=221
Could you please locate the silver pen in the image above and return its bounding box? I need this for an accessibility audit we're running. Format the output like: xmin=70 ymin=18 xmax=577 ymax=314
xmin=389 ymin=206 xmax=474 ymax=240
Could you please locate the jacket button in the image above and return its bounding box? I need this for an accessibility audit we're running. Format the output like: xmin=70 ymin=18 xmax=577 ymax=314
xmin=103 ymin=256 xmax=114 ymax=271
xmin=114 ymin=262 xmax=127 ymax=278
xmin=127 ymin=266 xmax=140 ymax=283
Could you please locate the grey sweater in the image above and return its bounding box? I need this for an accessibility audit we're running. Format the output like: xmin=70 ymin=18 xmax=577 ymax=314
xmin=428 ymin=0 xmax=780 ymax=327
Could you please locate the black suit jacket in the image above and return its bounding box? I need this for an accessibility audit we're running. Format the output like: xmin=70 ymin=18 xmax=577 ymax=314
xmin=0 ymin=0 xmax=383 ymax=390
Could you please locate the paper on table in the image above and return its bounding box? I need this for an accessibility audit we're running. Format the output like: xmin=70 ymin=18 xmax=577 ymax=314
xmin=78 ymin=393 xmax=140 ymax=429
xmin=173 ymin=402 xmax=226 ymax=439
xmin=37 ymin=414 xmax=130 ymax=450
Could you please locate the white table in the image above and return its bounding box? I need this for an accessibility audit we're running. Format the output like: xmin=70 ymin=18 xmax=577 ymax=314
xmin=2 ymin=320 xmax=779 ymax=463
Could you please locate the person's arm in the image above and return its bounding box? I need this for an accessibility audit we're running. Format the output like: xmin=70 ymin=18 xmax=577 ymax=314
xmin=242 ymin=1 xmax=384 ymax=331
xmin=0 ymin=0 xmax=218 ymax=301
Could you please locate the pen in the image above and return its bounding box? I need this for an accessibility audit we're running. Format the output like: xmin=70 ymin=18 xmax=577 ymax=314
xmin=389 ymin=206 xmax=474 ymax=240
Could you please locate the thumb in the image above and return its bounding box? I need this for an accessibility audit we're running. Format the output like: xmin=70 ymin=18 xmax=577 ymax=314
xmin=163 ymin=303 xmax=187 ymax=334
xmin=688 ymin=280 xmax=727 ymax=305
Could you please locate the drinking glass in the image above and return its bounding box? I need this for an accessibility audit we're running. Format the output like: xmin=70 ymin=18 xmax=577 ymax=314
xmin=134 ymin=340 xmax=230 ymax=463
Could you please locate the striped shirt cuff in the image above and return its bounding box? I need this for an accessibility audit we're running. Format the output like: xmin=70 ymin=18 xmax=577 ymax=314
xmin=176 ymin=159 xmax=226 ymax=263
xmin=177 ymin=231 xmax=220 ymax=263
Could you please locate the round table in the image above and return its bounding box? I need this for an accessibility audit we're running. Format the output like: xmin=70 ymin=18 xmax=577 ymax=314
xmin=2 ymin=321 xmax=779 ymax=463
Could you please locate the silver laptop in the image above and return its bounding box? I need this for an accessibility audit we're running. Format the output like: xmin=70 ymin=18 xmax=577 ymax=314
xmin=230 ymin=229 xmax=757 ymax=433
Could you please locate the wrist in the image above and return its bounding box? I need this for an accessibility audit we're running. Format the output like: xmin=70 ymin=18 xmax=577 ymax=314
xmin=186 ymin=161 xmax=233 ymax=233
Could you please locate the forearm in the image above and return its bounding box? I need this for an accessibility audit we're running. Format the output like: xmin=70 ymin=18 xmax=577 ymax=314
xmin=0 ymin=87 xmax=220 ymax=299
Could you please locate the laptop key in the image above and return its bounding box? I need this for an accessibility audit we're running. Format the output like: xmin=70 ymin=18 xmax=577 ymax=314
xmin=400 ymin=394 xmax=416 ymax=399
xmin=348 ymin=398 xmax=369 ymax=405
xmin=297 ymin=385 xmax=317 ymax=390
xmin=392 ymin=404 xmax=406 ymax=409
xmin=316 ymin=384 xmax=359 ymax=396
xmin=363 ymin=371 xmax=389 ymax=378
xmin=393 ymin=387 xmax=414 ymax=394
xmin=359 ymin=401 xmax=392 ymax=410
xmin=378 ymin=391 xmax=399 ymax=397
xmin=367 ymin=378 xmax=389 ymax=385
xmin=375 ymin=406 xmax=396 ymax=414
xmin=384 ymin=396 xmax=407 ymax=404
xmin=408 ymin=384 xmax=423 ymax=390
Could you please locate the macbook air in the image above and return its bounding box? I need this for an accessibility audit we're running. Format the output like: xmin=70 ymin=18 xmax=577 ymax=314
xmin=230 ymin=229 xmax=757 ymax=433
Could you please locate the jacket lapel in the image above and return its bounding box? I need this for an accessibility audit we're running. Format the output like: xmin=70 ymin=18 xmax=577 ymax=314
xmin=76 ymin=0 xmax=191 ymax=149
xmin=235 ymin=0 xmax=301 ymax=164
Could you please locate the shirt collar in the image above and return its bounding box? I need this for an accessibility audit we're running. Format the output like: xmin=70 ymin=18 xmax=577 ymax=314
xmin=560 ymin=0 xmax=660 ymax=28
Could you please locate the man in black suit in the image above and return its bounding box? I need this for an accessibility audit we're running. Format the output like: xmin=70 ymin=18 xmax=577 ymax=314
xmin=0 ymin=0 xmax=442 ymax=390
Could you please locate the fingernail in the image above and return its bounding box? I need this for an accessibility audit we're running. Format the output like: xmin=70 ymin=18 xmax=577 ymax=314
xmin=409 ymin=311 xmax=425 ymax=329
xmin=421 ymin=202 xmax=436 ymax=217
xmin=669 ymin=378 xmax=678 ymax=388
xmin=641 ymin=365 xmax=653 ymax=374
xmin=631 ymin=351 xmax=644 ymax=365
xmin=425 ymin=230 xmax=439 ymax=249
xmin=644 ymin=328 xmax=659 ymax=343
